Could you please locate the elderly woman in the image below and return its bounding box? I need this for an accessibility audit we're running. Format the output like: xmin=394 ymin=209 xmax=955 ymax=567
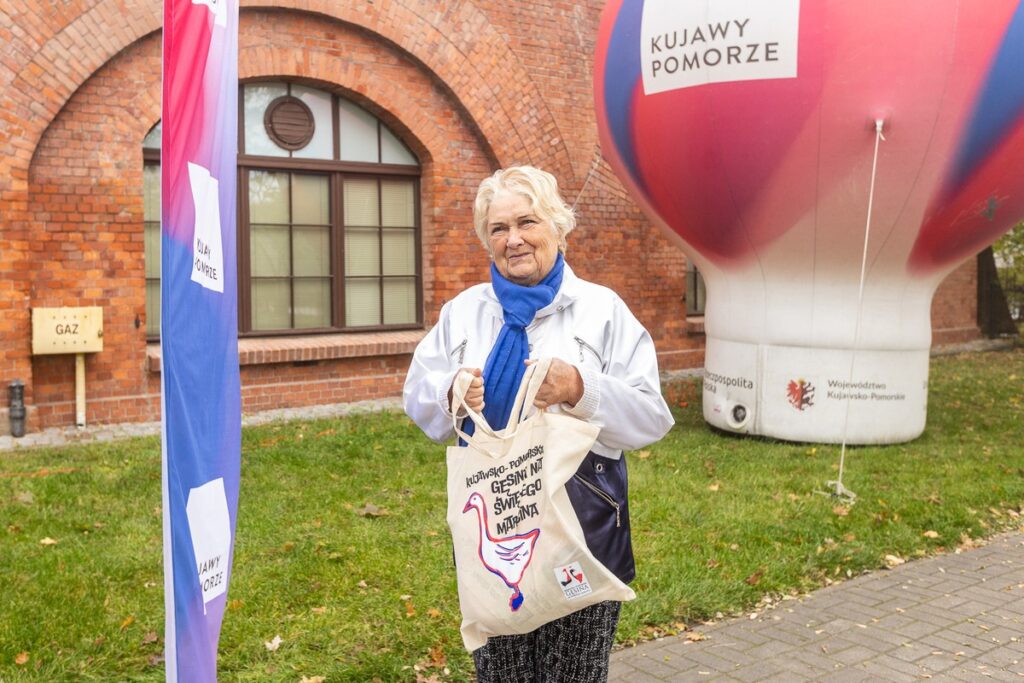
xmin=404 ymin=166 xmax=674 ymax=682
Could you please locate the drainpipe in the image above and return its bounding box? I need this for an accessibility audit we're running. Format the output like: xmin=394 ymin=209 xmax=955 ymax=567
xmin=8 ymin=380 xmax=26 ymax=438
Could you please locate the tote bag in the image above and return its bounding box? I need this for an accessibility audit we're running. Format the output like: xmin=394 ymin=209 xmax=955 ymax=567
xmin=447 ymin=358 xmax=636 ymax=652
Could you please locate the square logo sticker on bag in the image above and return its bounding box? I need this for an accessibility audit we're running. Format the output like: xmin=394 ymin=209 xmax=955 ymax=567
xmin=555 ymin=561 xmax=593 ymax=600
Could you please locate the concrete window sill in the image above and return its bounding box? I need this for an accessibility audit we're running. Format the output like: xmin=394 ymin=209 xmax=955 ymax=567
xmin=146 ymin=330 xmax=426 ymax=373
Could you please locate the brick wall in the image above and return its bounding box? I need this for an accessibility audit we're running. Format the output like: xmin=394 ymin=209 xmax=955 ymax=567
xmin=0 ymin=0 xmax=981 ymax=434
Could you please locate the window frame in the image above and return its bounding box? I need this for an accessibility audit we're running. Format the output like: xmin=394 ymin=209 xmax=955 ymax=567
xmin=143 ymin=147 xmax=162 ymax=341
xmin=236 ymin=157 xmax=422 ymax=336
xmin=143 ymin=82 xmax=424 ymax=340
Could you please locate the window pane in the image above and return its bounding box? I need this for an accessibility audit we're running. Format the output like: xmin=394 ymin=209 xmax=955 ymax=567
xmin=345 ymin=227 xmax=380 ymax=277
xmin=338 ymin=99 xmax=379 ymax=162
xmin=381 ymin=180 xmax=414 ymax=227
xmin=291 ymin=85 xmax=334 ymax=160
xmin=146 ymin=280 xmax=161 ymax=336
xmin=346 ymin=279 xmax=381 ymax=326
xmin=381 ymin=228 xmax=415 ymax=276
xmin=244 ymin=83 xmax=289 ymax=157
xmin=293 ymin=226 xmax=330 ymax=277
xmin=292 ymin=174 xmax=329 ymax=225
xmin=294 ymin=279 xmax=331 ymax=328
xmin=144 ymin=222 xmax=161 ymax=279
xmin=380 ymin=124 xmax=417 ymax=166
xmin=143 ymin=122 xmax=162 ymax=150
xmin=251 ymin=225 xmax=290 ymax=277
xmin=383 ymin=278 xmax=417 ymax=325
xmin=249 ymin=170 xmax=290 ymax=224
xmin=143 ymin=164 xmax=161 ymax=222
xmin=343 ymin=178 xmax=379 ymax=226
xmin=252 ymin=278 xmax=291 ymax=330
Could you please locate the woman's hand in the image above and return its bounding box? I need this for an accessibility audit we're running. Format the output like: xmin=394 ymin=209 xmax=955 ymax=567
xmin=449 ymin=367 xmax=485 ymax=414
xmin=526 ymin=358 xmax=583 ymax=409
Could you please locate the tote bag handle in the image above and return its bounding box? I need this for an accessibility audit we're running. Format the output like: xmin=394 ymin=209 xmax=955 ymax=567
xmin=451 ymin=357 xmax=552 ymax=448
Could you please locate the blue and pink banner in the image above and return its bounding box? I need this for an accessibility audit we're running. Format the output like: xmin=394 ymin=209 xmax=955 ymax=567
xmin=160 ymin=0 xmax=240 ymax=679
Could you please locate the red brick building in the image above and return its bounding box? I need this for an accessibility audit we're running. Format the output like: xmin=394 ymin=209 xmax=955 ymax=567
xmin=0 ymin=1 xmax=981 ymax=435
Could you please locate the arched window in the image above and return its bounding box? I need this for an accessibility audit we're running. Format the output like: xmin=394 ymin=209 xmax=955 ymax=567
xmin=142 ymin=82 xmax=422 ymax=337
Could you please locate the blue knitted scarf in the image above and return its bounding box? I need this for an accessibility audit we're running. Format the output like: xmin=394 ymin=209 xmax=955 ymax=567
xmin=464 ymin=253 xmax=565 ymax=436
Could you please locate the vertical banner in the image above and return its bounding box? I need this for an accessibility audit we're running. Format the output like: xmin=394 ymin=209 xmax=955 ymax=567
xmin=160 ymin=0 xmax=240 ymax=680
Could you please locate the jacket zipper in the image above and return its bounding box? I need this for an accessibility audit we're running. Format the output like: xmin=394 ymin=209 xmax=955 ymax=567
xmin=573 ymin=474 xmax=621 ymax=528
xmin=574 ymin=336 xmax=603 ymax=365
xmin=452 ymin=338 xmax=467 ymax=364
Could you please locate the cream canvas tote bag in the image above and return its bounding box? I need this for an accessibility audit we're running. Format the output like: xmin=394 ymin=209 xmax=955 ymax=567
xmin=447 ymin=359 xmax=636 ymax=652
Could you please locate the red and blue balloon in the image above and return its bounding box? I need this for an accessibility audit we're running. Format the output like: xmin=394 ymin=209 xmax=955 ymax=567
xmin=596 ymin=0 xmax=1024 ymax=443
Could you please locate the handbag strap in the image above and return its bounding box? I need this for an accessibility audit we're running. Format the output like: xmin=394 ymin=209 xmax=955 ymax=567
xmin=451 ymin=357 xmax=552 ymax=447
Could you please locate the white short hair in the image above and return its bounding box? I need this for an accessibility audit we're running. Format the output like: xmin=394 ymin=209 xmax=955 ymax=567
xmin=473 ymin=166 xmax=576 ymax=254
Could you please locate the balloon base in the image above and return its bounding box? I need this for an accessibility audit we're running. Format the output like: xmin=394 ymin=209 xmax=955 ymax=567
xmin=702 ymin=337 xmax=929 ymax=445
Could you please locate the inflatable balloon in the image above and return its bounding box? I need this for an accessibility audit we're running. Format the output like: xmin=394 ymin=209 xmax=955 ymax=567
xmin=595 ymin=0 xmax=1024 ymax=444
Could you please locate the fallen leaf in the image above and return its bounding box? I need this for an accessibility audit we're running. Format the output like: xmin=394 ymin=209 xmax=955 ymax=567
xmin=744 ymin=569 xmax=764 ymax=586
xmin=264 ymin=634 xmax=282 ymax=651
xmin=356 ymin=503 xmax=388 ymax=518
xmin=427 ymin=608 xmax=442 ymax=619
xmin=636 ymin=450 xmax=651 ymax=460
xmin=141 ymin=631 xmax=158 ymax=646
xmin=357 ymin=580 xmax=369 ymax=589
xmin=15 ymin=652 xmax=29 ymax=665
xmin=120 ymin=615 xmax=135 ymax=631
xmin=685 ymin=631 xmax=707 ymax=642
xmin=884 ymin=554 xmax=906 ymax=568
xmin=228 ymin=599 xmax=244 ymax=611
xmin=923 ymin=530 xmax=940 ymax=539
xmin=428 ymin=644 xmax=447 ymax=667
xmin=415 ymin=674 xmax=443 ymax=683
xmin=300 ymin=677 xmax=326 ymax=683
xmin=311 ymin=606 xmax=326 ymax=615
xmin=706 ymin=559 xmax=720 ymax=569
xmin=832 ymin=505 xmax=849 ymax=517
xmin=405 ymin=600 xmax=416 ymax=618
xmin=39 ymin=537 xmax=58 ymax=546
xmin=708 ymin=482 xmax=720 ymax=492
xmin=787 ymin=493 xmax=800 ymax=502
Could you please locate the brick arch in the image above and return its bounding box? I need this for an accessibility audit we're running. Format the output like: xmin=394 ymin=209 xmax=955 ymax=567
xmin=2 ymin=0 xmax=575 ymax=195
xmin=235 ymin=45 xmax=449 ymax=171
xmin=246 ymin=0 xmax=575 ymax=183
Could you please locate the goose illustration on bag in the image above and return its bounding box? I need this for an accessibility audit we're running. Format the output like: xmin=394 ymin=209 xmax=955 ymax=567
xmin=447 ymin=359 xmax=636 ymax=651
xmin=463 ymin=491 xmax=540 ymax=611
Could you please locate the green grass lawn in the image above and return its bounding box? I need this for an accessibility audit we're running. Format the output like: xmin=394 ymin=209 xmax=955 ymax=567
xmin=1 ymin=348 xmax=1022 ymax=681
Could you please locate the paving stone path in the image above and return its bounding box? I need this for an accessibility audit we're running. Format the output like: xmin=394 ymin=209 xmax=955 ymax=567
xmin=611 ymin=531 xmax=1024 ymax=682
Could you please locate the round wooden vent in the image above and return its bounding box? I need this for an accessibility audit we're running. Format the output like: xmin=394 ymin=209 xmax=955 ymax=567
xmin=264 ymin=96 xmax=315 ymax=151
